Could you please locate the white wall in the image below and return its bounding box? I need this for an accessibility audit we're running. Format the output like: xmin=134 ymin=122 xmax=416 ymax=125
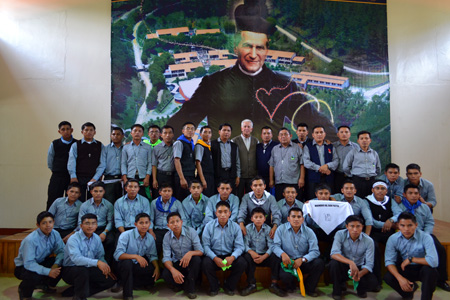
xmin=0 ymin=0 xmax=449 ymax=227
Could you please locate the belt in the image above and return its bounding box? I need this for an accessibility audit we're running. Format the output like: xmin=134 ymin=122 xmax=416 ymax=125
xmin=221 ymin=167 xmax=231 ymax=172
xmin=104 ymin=175 xmax=121 ymax=180
xmin=158 ymin=170 xmax=173 ymax=176
xmin=355 ymin=175 xmax=375 ymax=181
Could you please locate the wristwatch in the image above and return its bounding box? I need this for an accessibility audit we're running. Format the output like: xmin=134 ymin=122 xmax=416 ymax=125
xmin=302 ymin=257 xmax=307 ymax=263
xmin=408 ymin=256 xmax=413 ymax=263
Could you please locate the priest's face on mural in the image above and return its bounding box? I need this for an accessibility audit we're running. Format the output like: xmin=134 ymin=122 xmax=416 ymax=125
xmin=236 ymin=31 xmax=268 ymax=73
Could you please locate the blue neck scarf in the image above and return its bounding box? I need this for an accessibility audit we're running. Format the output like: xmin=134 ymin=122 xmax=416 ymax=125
xmin=177 ymin=134 xmax=194 ymax=151
xmin=401 ymin=197 xmax=422 ymax=215
xmin=156 ymin=196 xmax=177 ymax=213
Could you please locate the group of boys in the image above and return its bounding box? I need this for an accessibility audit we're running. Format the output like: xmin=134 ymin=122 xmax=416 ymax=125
xmin=25 ymin=120 xmax=445 ymax=300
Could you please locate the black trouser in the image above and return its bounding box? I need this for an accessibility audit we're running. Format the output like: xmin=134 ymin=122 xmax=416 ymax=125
xmin=202 ymin=255 xmax=247 ymax=292
xmin=243 ymin=253 xmax=279 ymax=284
xmin=278 ymin=257 xmax=325 ymax=293
xmin=431 ymin=234 xmax=448 ymax=283
xmin=275 ymin=183 xmax=302 ymax=201
xmin=47 ymin=172 xmax=71 ymax=210
xmin=103 ymin=175 xmax=123 ymax=204
xmin=54 ymin=227 xmax=75 ymax=241
xmin=384 ymin=264 xmax=438 ymax=300
xmin=162 ymin=256 xmax=202 ymax=293
xmin=14 ymin=256 xmax=60 ymax=298
xmin=174 ymin=174 xmax=195 ymax=201
xmin=62 ymin=266 xmax=115 ymax=298
xmin=334 ymin=171 xmax=347 ymax=193
xmin=198 ymin=173 xmax=215 ymax=197
xmin=78 ymin=176 xmax=94 ymax=202
xmin=370 ymin=228 xmax=395 ymax=285
xmin=118 ymin=259 xmax=155 ymax=297
xmin=329 ymin=260 xmax=377 ymax=295
xmin=154 ymin=228 xmax=169 ymax=255
xmin=214 ymin=168 xmax=237 ymax=195
xmin=352 ymin=176 xmax=375 ymax=199
xmin=237 ymin=178 xmax=252 ymax=199
xmin=95 ymin=226 xmax=115 ymax=265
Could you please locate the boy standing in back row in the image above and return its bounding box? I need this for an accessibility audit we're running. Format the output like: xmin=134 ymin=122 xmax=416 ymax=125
xmin=47 ymin=121 xmax=77 ymax=209
xmin=100 ymin=127 xmax=124 ymax=204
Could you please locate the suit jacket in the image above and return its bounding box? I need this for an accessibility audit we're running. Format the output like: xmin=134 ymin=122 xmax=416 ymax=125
xmin=231 ymin=135 xmax=258 ymax=179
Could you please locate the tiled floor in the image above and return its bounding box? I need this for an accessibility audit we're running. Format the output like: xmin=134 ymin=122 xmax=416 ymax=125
xmin=0 ymin=277 xmax=449 ymax=300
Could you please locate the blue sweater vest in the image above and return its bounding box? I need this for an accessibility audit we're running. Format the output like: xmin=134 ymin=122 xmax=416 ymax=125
xmin=306 ymin=143 xmax=334 ymax=183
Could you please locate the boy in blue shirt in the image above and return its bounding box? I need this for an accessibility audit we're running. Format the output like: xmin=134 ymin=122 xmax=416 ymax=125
xmin=114 ymin=213 xmax=160 ymax=300
xmin=14 ymin=211 xmax=64 ymax=300
xmin=241 ymin=207 xmax=285 ymax=297
xmin=182 ymin=179 xmax=209 ymax=236
xmin=48 ymin=182 xmax=82 ymax=243
xmin=203 ymin=180 xmax=240 ymax=224
xmin=47 ymin=120 xmax=77 ymax=209
xmin=277 ymin=186 xmax=303 ymax=224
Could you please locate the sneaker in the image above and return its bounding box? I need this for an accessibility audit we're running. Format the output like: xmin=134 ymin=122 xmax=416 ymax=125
xmin=224 ymin=288 xmax=235 ymax=296
xmin=306 ymin=291 xmax=318 ymax=297
xmin=61 ymin=286 xmax=75 ymax=297
xmin=240 ymin=284 xmax=257 ymax=296
xmin=437 ymin=281 xmax=450 ymax=292
xmin=186 ymin=292 xmax=197 ymax=299
xmin=268 ymin=283 xmax=287 ymax=297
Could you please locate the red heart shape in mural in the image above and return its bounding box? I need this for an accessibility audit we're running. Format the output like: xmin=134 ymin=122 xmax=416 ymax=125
xmin=255 ymin=81 xmax=297 ymax=121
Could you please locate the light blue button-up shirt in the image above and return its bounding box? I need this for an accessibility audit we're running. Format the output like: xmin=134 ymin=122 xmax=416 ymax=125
xmin=48 ymin=197 xmax=82 ymax=230
xmin=343 ymin=147 xmax=381 ymax=177
xmin=204 ymin=194 xmax=240 ymax=225
xmin=391 ymin=200 xmax=434 ymax=234
xmin=149 ymin=198 xmax=186 ymax=230
xmin=385 ymin=229 xmax=438 ymax=268
xmin=244 ymin=223 xmax=273 ymax=255
xmin=237 ymin=192 xmax=281 ymax=225
xmin=14 ymin=229 xmax=65 ymax=275
xmin=272 ymin=223 xmax=320 ymax=262
xmin=67 ymin=138 xmax=105 ymax=180
xmin=162 ymin=227 xmax=203 ymax=263
xmin=332 ymin=140 xmax=359 ymax=173
xmin=378 ymin=174 xmax=405 ymax=199
xmin=47 ymin=136 xmax=74 ymax=170
xmin=113 ymin=228 xmax=158 ymax=263
xmin=100 ymin=143 xmax=123 ymax=176
xmin=332 ymin=194 xmax=374 ymax=226
xmin=63 ymin=231 xmax=105 ymax=267
xmin=114 ymin=194 xmax=151 ymax=229
xmin=268 ymin=142 xmax=304 ymax=185
xmin=202 ymin=219 xmax=245 ymax=260
xmin=77 ymin=198 xmax=114 ymax=233
xmin=404 ymin=178 xmax=437 ymax=207
xmin=330 ymin=229 xmax=374 ymax=272
xmin=121 ymin=141 xmax=152 ymax=178
xmin=277 ymin=199 xmax=304 ymax=224
xmin=182 ymin=194 xmax=209 ymax=235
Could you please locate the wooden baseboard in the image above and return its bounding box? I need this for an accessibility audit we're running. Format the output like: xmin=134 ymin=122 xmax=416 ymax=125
xmin=0 ymin=228 xmax=29 ymax=235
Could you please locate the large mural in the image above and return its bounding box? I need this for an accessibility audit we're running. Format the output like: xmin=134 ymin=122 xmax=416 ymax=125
xmin=111 ymin=0 xmax=390 ymax=165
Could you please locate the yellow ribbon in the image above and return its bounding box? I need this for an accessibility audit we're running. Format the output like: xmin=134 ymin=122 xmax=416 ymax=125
xmin=196 ymin=139 xmax=211 ymax=151
xmin=297 ymin=267 xmax=306 ymax=297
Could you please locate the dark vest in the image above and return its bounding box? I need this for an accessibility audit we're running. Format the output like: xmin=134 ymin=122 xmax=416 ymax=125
xmin=52 ymin=138 xmax=77 ymax=174
xmin=256 ymin=141 xmax=279 ymax=178
xmin=211 ymin=140 xmax=237 ymax=178
xmin=76 ymin=140 xmax=102 ymax=177
xmin=306 ymin=143 xmax=334 ymax=183
xmin=179 ymin=140 xmax=195 ymax=177
xmin=366 ymin=197 xmax=394 ymax=234
xmin=200 ymin=144 xmax=214 ymax=176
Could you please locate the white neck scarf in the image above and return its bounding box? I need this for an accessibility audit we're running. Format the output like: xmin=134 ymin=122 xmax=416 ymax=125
xmin=366 ymin=194 xmax=390 ymax=210
xmin=249 ymin=190 xmax=271 ymax=206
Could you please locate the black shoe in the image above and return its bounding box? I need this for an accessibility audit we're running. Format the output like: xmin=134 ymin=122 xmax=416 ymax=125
xmin=62 ymin=286 xmax=75 ymax=297
xmin=186 ymin=292 xmax=197 ymax=299
xmin=240 ymin=284 xmax=257 ymax=296
xmin=269 ymin=283 xmax=287 ymax=297
xmin=18 ymin=288 xmax=31 ymax=300
xmin=111 ymin=283 xmax=123 ymax=293
xmin=332 ymin=294 xmax=342 ymax=300
xmin=306 ymin=291 xmax=319 ymax=297
xmin=357 ymin=291 xmax=367 ymax=298
xmin=438 ymin=281 xmax=450 ymax=292
xmin=372 ymin=285 xmax=382 ymax=292
xmin=224 ymin=288 xmax=235 ymax=296
xmin=208 ymin=290 xmax=219 ymax=296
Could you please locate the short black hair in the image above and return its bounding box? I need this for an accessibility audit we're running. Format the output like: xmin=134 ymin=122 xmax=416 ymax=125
xmin=218 ymin=123 xmax=232 ymax=131
xmin=250 ymin=176 xmax=265 ymax=185
xmin=337 ymin=125 xmax=350 ymax=131
xmin=89 ymin=181 xmax=105 ymax=191
xmin=216 ymin=200 xmax=231 ymax=210
xmin=315 ymin=183 xmax=331 ymax=193
xmin=403 ymin=183 xmax=420 ymax=193
xmin=283 ymin=185 xmax=297 ymax=193
xmin=357 ymin=130 xmax=371 ymax=138
xmin=385 ymin=163 xmax=400 ymax=172
xmin=135 ymin=212 xmax=150 ymax=223
xmin=217 ymin=180 xmax=232 ymax=187
xmin=312 ymin=125 xmax=325 ymax=132
xmin=58 ymin=121 xmax=72 ymax=129
xmin=67 ymin=182 xmax=82 ymax=192
xmin=37 ymin=211 xmax=54 ymax=224
xmin=398 ymin=211 xmax=417 ymax=223
xmin=81 ymin=213 xmax=97 ymax=223
xmin=189 ymin=179 xmax=202 ymax=188
xmin=81 ymin=122 xmax=96 ymax=130
xmin=345 ymin=215 xmax=364 ymax=225
xmin=278 ymin=127 xmax=290 ymax=134
xmin=406 ymin=163 xmax=421 ymax=172
xmin=148 ymin=124 xmax=161 ymax=132
xmin=288 ymin=207 xmax=303 ymax=216
xmin=161 ymin=125 xmax=174 ymax=133
xmin=158 ymin=182 xmax=173 ymax=191
xmin=131 ymin=124 xmax=145 ymax=131
xmin=261 ymin=126 xmax=272 ymax=132
xmin=250 ymin=207 xmax=266 ymax=218
xmin=124 ymin=179 xmax=139 ymax=188
xmin=166 ymin=211 xmax=182 ymax=223
xmin=200 ymin=125 xmax=212 ymax=133
xmin=182 ymin=121 xmax=195 ymax=129
xmin=341 ymin=179 xmax=355 ymax=189
xmin=296 ymin=123 xmax=308 ymax=129
xmin=111 ymin=126 xmax=124 ymax=134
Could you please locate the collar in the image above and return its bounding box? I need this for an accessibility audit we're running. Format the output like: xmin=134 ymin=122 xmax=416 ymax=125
xmin=65 ymin=197 xmax=77 ymax=206
xmin=238 ymin=63 xmax=263 ymax=76
xmin=133 ymin=228 xmax=147 ymax=240
xmin=79 ymin=230 xmax=93 ymax=241
xmin=283 ymin=199 xmax=298 ymax=207
xmin=109 ymin=142 xmax=123 ymax=149
xmin=346 ymin=230 xmax=363 ymax=242
xmin=214 ymin=218 xmax=230 ymax=228
xmin=400 ymin=230 xmax=418 ymax=241
xmin=61 ymin=136 xmax=74 ymax=144
xmin=132 ymin=140 xmax=143 ymax=146
xmin=125 ymin=194 xmax=138 ymax=202
xmin=81 ymin=138 xmax=96 ymax=144
xmin=358 ymin=147 xmax=372 ymax=152
xmin=170 ymin=227 xmax=186 ymax=239
xmin=89 ymin=198 xmax=104 ymax=207
xmin=189 ymin=194 xmax=204 ymax=203
xmin=287 ymin=222 xmax=303 ymax=234
xmin=196 ymin=139 xmax=211 ymax=151
xmin=312 ymin=140 xmax=327 ymax=146
xmin=263 ymin=140 xmax=273 ymax=146
xmin=250 ymin=223 xmax=264 ymax=232
xmin=279 ymin=141 xmax=293 ymax=148
xmin=217 ymin=138 xmax=230 ymax=144
xmin=36 ymin=228 xmax=49 ymax=239
xmin=241 ymin=134 xmax=251 ymax=140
